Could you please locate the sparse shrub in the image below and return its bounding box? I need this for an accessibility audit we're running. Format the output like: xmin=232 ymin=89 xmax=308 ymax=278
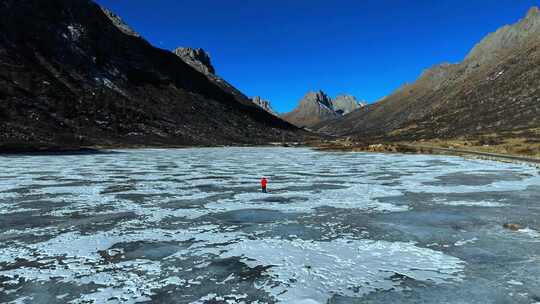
xmin=524 ymin=138 xmax=540 ymax=144
xmin=477 ymin=136 xmax=503 ymax=146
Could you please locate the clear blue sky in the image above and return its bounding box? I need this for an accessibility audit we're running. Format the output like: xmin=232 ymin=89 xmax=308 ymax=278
xmin=95 ymin=0 xmax=537 ymax=113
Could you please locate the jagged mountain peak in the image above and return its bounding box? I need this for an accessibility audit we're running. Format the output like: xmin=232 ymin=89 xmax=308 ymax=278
xmin=333 ymin=95 xmax=366 ymax=115
xmin=173 ymin=47 xmax=215 ymax=75
xmin=100 ymin=7 xmax=140 ymax=38
xmin=300 ymin=91 xmax=333 ymax=109
xmin=172 ymin=47 xmax=284 ymax=114
xmin=171 ymin=46 xmax=288 ymax=118
xmin=282 ymin=90 xmax=337 ymax=128
xmin=252 ymin=96 xmax=277 ymax=115
xmin=283 ymin=91 xmax=367 ymax=128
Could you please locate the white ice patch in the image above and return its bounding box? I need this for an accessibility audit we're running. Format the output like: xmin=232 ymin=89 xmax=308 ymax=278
xmin=394 ymin=156 xmax=539 ymax=194
xmin=220 ymin=238 xmax=465 ymax=303
xmin=454 ymin=237 xmax=478 ymax=247
xmin=205 ymin=183 xmax=407 ymax=215
xmin=1 ymin=148 xmax=538 ymax=303
xmin=0 ymin=226 xmax=466 ymax=304
xmin=0 ymin=246 xmax=33 ymax=264
xmin=434 ymin=199 xmax=507 ymax=208
xmin=518 ymin=228 xmax=540 ymax=240
xmin=0 ymin=225 xmax=243 ymax=304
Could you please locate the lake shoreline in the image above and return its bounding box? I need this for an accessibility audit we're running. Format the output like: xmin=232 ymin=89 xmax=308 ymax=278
xmin=0 ymin=142 xmax=308 ymax=155
xmin=313 ymin=141 xmax=540 ymax=168
xmin=3 ymin=141 xmax=539 ymax=170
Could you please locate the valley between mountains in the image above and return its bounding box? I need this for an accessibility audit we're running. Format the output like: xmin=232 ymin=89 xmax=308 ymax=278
xmin=2 ymin=1 xmax=540 ymax=160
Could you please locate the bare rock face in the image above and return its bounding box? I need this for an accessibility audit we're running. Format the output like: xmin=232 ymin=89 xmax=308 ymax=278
xmin=101 ymin=7 xmax=140 ymax=38
xmin=174 ymin=47 xmax=286 ymax=117
xmin=332 ymin=95 xmax=366 ymax=115
xmin=172 ymin=47 xmax=285 ymax=118
xmin=252 ymin=96 xmax=277 ymax=115
xmin=303 ymin=91 xmax=334 ymax=109
xmin=173 ymin=47 xmax=215 ymax=75
xmin=173 ymin=46 xmax=253 ymax=107
xmin=282 ymin=91 xmax=367 ymax=128
xmin=315 ymin=6 xmax=540 ymax=141
xmin=465 ymin=6 xmax=540 ymax=67
xmin=282 ymin=91 xmax=339 ymax=128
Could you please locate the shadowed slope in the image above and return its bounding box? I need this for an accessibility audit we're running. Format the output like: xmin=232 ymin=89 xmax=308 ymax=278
xmin=0 ymin=0 xmax=303 ymax=150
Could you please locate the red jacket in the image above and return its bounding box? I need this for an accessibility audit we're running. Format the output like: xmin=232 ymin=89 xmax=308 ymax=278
xmin=261 ymin=178 xmax=268 ymax=188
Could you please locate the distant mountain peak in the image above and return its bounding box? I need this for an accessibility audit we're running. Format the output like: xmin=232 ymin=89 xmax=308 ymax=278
xmin=301 ymin=91 xmax=333 ymax=109
xmin=283 ymin=91 xmax=366 ymax=128
xmin=173 ymin=47 xmax=215 ymax=75
xmin=333 ymin=95 xmax=367 ymax=115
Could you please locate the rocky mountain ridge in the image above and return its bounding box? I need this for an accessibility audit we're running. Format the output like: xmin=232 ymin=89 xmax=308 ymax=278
xmin=173 ymin=47 xmax=279 ymax=116
xmin=466 ymin=7 xmax=540 ymax=66
xmin=100 ymin=7 xmax=141 ymax=38
xmin=0 ymin=0 xmax=303 ymax=151
xmin=251 ymin=96 xmax=277 ymax=115
xmin=172 ymin=47 xmax=254 ymax=108
xmin=333 ymin=94 xmax=367 ymax=115
xmin=315 ymin=6 xmax=540 ymax=141
xmin=282 ymin=91 xmax=366 ymax=128
xmin=173 ymin=47 xmax=215 ymax=75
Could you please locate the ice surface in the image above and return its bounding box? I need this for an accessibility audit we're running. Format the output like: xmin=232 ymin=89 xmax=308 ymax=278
xmin=220 ymin=238 xmax=464 ymax=303
xmin=1 ymin=148 xmax=539 ymax=303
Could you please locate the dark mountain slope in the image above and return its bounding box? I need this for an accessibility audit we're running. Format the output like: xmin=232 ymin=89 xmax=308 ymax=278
xmin=316 ymin=7 xmax=540 ymax=141
xmin=0 ymin=0 xmax=302 ymax=150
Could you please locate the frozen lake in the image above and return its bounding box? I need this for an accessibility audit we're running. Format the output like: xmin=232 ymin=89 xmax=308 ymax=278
xmin=1 ymin=147 xmax=539 ymax=304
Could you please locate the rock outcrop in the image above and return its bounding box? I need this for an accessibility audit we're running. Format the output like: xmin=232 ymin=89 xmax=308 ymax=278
xmin=332 ymin=95 xmax=367 ymax=115
xmin=251 ymin=96 xmax=277 ymax=115
xmin=315 ymin=6 xmax=540 ymax=141
xmin=0 ymin=0 xmax=303 ymax=151
xmin=282 ymin=91 xmax=338 ymax=128
xmin=173 ymin=47 xmax=215 ymax=75
xmin=101 ymin=7 xmax=141 ymax=38
xmin=173 ymin=47 xmax=281 ymax=116
xmin=282 ymin=91 xmax=365 ymax=128
xmin=465 ymin=7 xmax=540 ymax=67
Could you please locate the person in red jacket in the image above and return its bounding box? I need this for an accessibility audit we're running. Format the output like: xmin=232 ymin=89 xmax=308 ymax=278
xmin=261 ymin=177 xmax=268 ymax=193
